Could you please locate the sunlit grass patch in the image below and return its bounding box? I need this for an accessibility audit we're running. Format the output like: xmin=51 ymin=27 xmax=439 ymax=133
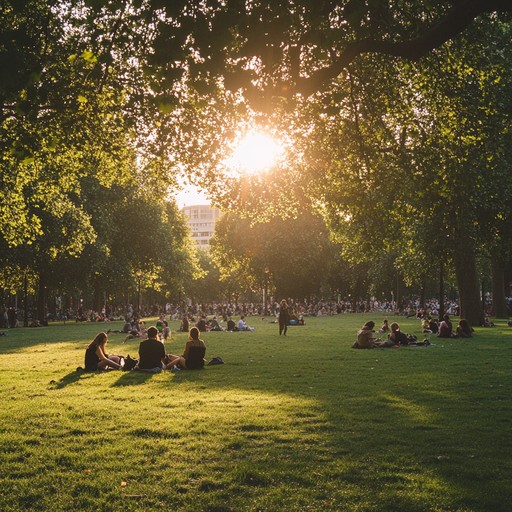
xmin=0 ymin=315 xmax=511 ymax=510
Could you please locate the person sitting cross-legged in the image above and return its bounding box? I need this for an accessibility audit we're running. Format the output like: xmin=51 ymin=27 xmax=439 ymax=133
xmin=134 ymin=326 xmax=165 ymax=371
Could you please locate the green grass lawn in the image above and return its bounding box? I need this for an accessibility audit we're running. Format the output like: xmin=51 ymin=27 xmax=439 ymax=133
xmin=0 ymin=314 xmax=511 ymax=511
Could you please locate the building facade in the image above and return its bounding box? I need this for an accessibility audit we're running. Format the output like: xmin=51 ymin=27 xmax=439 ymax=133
xmin=182 ymin=204 xmax=222 ymax=249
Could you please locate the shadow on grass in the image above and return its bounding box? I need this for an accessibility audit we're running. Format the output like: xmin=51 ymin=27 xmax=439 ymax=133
xmin=50 ymin=369 xmax=95 ymax=389
xmin=111 ymin=370 xmax=160 ymax=386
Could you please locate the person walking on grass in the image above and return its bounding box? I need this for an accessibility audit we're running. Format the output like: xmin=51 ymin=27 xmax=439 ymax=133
xmin=278 ymin=299 xmax=290 ymax=336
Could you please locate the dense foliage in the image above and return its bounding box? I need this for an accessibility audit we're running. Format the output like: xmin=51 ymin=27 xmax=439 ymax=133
xmin=2 ymin=1 xmax=512 ymax=322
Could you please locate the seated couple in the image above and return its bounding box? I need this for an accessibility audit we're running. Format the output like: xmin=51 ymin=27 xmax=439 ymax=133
xmin=136 ymin=326 xmax=206 ymax=372
xmin=225 ymin=316 xmax=254 ymax=332
xmin=352 ymin=321 xmax=424 ymax=349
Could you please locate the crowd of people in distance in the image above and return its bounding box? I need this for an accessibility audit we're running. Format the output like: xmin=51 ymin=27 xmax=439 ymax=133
xmin=352 ymin=313 xmax=476 ymax=349
xmin=179 ymin=314 xmax=256 ymax=333
xmin=83 ymin=325 xmax=207 ymax=373
xmin=7 ymin=293 xmax=511 ymax=331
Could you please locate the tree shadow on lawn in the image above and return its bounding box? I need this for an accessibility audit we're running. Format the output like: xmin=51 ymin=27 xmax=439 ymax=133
xmin=112 ymin=367 xmax=212 ymax=386
xmin=127 ymin=346 xmax=512 ymax=511
xmin=111 ymin=370 xmax=163 ymax=387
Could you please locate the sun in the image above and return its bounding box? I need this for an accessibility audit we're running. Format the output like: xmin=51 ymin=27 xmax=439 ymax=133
xmin=223 ymin=130 xmax=284 ymax=175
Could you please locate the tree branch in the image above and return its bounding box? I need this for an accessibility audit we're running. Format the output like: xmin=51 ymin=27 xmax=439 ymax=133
xmin=295 ymin=0 xmax=509 ymax=97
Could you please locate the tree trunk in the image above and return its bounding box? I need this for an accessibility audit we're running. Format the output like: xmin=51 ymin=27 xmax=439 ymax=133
xmin=491 ymin=256 xmax=507 ymax=318
xmin=438 ymin=259 xmax=445 ymax=322
xmin=23 ymin=270 xmax=29 ymax=327
xmin=453 ymin=245 xmax=484 ymax=326
xmin=420 ymin=276 xmax=426 ymax=309
xmin=37 ymin=271 xmax=48 ymax=324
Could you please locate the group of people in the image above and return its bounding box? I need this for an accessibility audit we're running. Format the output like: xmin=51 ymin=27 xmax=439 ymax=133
xmin=84 ymin=326 xmax=206 ymax=373
xmin=353 ymin=314 xmax=474 ymax=348
xmin=185 ymin=299 xmax=300 ymax=335
xmin=179 ymin=314 xmax=256 ymax=333
xmin=352 ymin=321 xmax=422 ymax=349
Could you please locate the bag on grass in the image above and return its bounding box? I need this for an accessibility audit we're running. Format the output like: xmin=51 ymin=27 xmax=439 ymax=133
xmin=207 ymin=356 xmax=224 ymax=366
xmin=122 ymin=355 xmax=139 ymax=371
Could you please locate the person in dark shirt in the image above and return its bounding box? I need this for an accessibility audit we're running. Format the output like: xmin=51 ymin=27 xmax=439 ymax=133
xmin=195 ymin=316 xmax=207 ymax=332
xmin=278 ymin=299 xmax=290 ymax=336
xmin=180 ymin=315 xmax=189 ymax=332
xmin=389 ymin=322 xmax=410 ymax=345
xmin=166 ymin=327 xmax=206 ymax=370
xmin=136 ymin=326 xmax=165 ymax=370
xmin=84 ymin=332 xmax=124 ymax=371
xmin=226 ymin=318 xmax=236 ymax=331
xmin=208 ymin=317 xmax=223 ymax=331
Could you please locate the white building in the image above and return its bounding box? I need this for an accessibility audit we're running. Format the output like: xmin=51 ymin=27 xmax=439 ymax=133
xmin=182 ymin=204 xmax=222 ymax=249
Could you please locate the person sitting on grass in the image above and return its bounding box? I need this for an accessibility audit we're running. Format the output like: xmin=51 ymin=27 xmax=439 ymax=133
xmin=352 ymin=321 xmax=385 ymax=349
xmin=165 ymin=327 xmax=206 ymax=371
xmin=389 ymin=322 xmax=411 ymax=346
xmin=208 ymin=316 xmax=223 ymax=331
xmin=226 ymin=317 xmax=236 ymax=331
xmin=421 ymin=316 xmax=432 ymax=333
xmin=84 ymin=332 xmax=124 ymax=371
xmin=179 ymin=315 xmax=189 ymax=333
xmin=134 ymin=326 xmax=166 ymax=371
xmin=438 ymin=314 xmax=456 ymax=338
xmin=237 ymin=315 xmax=255 ymax=332
xmin=456 ymin=318 xmax=473 ymax=338
xmin=378 ymin=319 xmax=390 ymax=333
xmin=195 ymin=316 xmax=207 ymax=332
xmin=482 ymin=317 xmax=494 ymax=328
xmin=161 ymin=320 xmax=171 ymax=341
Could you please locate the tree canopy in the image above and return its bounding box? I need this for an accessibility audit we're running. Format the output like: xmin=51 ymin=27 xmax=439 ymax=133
xmin=2 ymin=1 xmax=512 ymax=323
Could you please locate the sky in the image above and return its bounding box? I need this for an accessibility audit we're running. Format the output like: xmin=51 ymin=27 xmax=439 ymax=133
xmin=174 ymin=184 xmax=211 ymax=208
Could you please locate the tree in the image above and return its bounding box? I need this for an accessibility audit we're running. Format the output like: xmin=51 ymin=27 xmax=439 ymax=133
xmin=146 ymin=1 xmax=512 ymax=103
xmin=211 ymin=211 xmax=335 ymax=301
xmin=159 ymin=8 xmax=512 ymax=325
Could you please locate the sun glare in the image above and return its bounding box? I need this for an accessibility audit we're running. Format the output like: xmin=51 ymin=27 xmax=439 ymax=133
xmin=223 ymin=130 xmax=284 ymax=175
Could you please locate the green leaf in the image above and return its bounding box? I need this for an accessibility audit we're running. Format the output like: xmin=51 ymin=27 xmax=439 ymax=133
xmin=81 ymin=50 xmax=97 ymax=63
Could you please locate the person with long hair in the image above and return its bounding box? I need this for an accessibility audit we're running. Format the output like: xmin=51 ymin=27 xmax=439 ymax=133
xmin=438 ymin=314 xmax=455 ymax=338
xmin=456 ymin=318 xmax=473 ymax=338
xmin=166 ymin=327 xmax=206 ymax=371
xmin=84 ymin=332 xmax=124 ymax=371
xmin=352 ymin=321 xmax=384 ymax=349
xmin=278 ymin=299 xmax=290 ymax=336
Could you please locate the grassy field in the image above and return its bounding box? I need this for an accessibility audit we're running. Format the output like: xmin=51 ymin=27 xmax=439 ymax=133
xmin=0 ymin=313 xmax=511 ymax=511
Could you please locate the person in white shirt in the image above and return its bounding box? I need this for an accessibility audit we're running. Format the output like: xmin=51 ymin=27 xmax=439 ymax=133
xmin=237 ymin=315 xmax=254 ymax=331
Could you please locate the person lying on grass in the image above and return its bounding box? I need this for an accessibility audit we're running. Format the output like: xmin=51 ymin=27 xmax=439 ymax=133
xmin=165 ymin=327 xmax=206 ymax=371
xmin=352 ymin=321 xmax=388 ymax=349
xmin=84 ymin=332 xmax=124 ymax=371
